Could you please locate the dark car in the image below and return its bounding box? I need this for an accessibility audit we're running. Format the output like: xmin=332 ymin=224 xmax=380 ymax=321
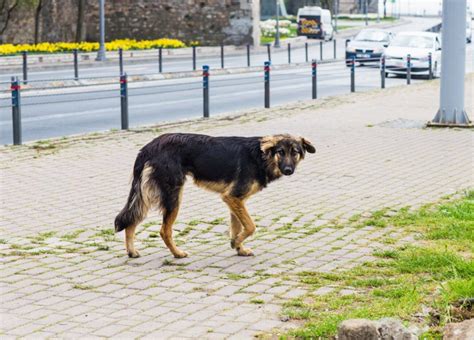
xmin=345 ymin=29 xmax=393 ymax=66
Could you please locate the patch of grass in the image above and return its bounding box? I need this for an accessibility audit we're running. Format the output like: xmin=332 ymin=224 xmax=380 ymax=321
xmin=30 ymin=140 xmax=57 ymax=151
xmin=94 ymin=228 xmax=115 ymax=242
xmin=226 ymin=273 xmax=247 ymax=280
xmin=161 ymin=259 xmax=185 ymax=267
xmin=395 ymin=247 xmax=473 ymax=280
xmin=373 ymin=249 xmax=399 ymax=259
xmin=250 ymin=298 xmax=265 ymax=305
xmin=73 ymin=284 xmax=94 ymax=290
xmin=209 ymin=217 xmax=225 ymax=225
xmin=148 ymin=232 xmax=160 ymax=238
xmin=284 ymin=190 xmax=474 ymax=338
xmin=360 ymin=208 xmax=389 ymax=228
xmin=61 ymin=229 xmax=85 ymax=241
xmin=30 ymin=231 xmax=57 ymax=243
xmin=142 ymin=220 xmax=159 ymax=228
xmin=276 ymin=223 xmax=294 ymax=232
xmin=96 ymin=244 xmax=110 ymax=251
xmin=178 ymin=226 xmax=193 ymax=238
xmin=0 ymin=239 xmax=6 ymax=244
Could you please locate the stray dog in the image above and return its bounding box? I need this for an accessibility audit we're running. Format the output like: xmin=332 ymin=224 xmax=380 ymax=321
xmin=115 ymin=133 xmax=315 ymax=258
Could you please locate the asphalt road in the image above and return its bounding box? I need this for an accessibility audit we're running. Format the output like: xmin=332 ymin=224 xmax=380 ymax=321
xmin=0 ymin=59 xmax=458 ymax=145
xmin=0 ymin=17 xmax=442 ymax=84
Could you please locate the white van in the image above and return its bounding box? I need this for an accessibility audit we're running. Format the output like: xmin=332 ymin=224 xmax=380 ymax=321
xmin=297 ymin=6 xmax=334 ymax=40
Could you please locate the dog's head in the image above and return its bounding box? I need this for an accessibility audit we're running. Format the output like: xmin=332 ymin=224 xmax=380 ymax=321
xmin=260 ymin=134 xmax=316 ymax=176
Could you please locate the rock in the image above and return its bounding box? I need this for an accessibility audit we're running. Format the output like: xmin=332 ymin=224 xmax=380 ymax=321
xmin=444 ymin=319 xmax=474 ymax=340
xmin=377 ymin=318 xmax=418 ymax=340
xmin=338 ymin=319 xmax=379 ymax=340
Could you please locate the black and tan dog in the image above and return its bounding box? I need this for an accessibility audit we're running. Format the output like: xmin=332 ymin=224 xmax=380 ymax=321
xmin=115 ymin=133 xmax=315 ymax=258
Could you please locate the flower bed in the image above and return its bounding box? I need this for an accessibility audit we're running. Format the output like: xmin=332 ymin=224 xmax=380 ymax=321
xmin=0 ymin=38 xmax=186 ymax=56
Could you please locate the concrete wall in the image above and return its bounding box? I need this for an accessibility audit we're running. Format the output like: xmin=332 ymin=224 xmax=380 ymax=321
xmin=0 ymin=0 xmax=261 ymax=46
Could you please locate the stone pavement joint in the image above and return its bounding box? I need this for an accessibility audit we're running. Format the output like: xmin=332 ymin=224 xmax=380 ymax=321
xmin=1 ymin=75 xmax=473 ymax=338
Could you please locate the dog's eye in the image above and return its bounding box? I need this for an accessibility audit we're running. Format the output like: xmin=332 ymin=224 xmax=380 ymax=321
xmin=277 ymin=149 xmax=285 ymax=155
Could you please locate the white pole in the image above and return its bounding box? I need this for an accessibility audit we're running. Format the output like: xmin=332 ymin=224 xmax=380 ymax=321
xmin=430 ymin=0 xmax=471 ymax=125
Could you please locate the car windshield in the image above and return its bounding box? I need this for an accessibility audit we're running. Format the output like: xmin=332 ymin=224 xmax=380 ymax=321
xmin=354 ymin=30 xmax=389 ymax=42
xmin=391 ymin=35 xmax=434 ymax=48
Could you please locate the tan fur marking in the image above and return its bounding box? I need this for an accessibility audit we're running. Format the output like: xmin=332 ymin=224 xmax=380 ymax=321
xmin=124 ymin=164 xmax=158 ymax=259
xmin=242 ymin=181 xmax=262 ymax=200
xmin=160 ymin=187 xmax=187 ymax=258
xmin=125 ymin=224 xmax=140 ymax=258
xmin=194 ymin=179 xmax=233 ymax=195
xmin=140 ymin=164 xmax=160 ymax=212
xmin=229 ymin=213 xmax=242 ymax=244
xmin=222 ymin=196 xmax=256 ymax=256
xmin=260 ymin=134 xmax=289 ymax=153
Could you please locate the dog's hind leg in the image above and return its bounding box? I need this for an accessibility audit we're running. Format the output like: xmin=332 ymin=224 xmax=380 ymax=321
xmin=160 ymin=188 xmax=188 ymax=258
xmin=222 ymin=196 xmax=256 ymax=256
xmin=125 ymin=224 xmax=141 ymax=258
xmin=120 ymin=164 xmax=157 ymax=258
xmin=229 ymin=213 xmax=243 ymax=250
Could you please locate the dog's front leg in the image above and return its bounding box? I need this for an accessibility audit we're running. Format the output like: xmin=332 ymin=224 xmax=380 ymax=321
xmin=222 ymin=196 xmax=256 ymax=256
xmin=229 ymin=213 xmax=243 ymax=249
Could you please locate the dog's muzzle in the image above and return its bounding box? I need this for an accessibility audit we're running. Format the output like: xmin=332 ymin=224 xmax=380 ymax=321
xmin=283 ymin=167 xmax=294 ymax=176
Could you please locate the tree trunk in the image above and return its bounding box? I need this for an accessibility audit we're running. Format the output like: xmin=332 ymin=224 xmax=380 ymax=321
xmin=75 ymin=0 xmax=85 ymax=42
xmin=0 ymin=0 xmax=19 ymax=42
xmin=383 ymin=0 xmax=387 ymax=18
xmin=33 ymin=0 xmax=43 ymax=44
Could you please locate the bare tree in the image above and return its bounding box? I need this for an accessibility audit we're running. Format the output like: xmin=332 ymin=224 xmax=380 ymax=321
xmin=76 ymin=0 xmax=85 ymax=42
xmin=0 ymin=0 xmax=19 ymax=41
xmin=33 ymin=0 xmax=42 ymax=43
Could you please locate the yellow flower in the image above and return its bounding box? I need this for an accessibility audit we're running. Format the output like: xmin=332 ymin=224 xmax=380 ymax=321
xmin=0 ymin=38 xmax=186 ymax=55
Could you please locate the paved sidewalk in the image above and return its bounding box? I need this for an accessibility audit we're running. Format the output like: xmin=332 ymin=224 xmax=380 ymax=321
xmin=1 ymin=76 xmax=473 ymax=338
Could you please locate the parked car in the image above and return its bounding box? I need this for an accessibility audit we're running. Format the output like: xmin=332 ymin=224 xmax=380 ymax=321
xmin=384 ymin=31 xmax=442 ymax=78
xmin=297 ymin=6 xmax=334 ymax=41
xmin=345 ymin=29 xmax=393 ymax=65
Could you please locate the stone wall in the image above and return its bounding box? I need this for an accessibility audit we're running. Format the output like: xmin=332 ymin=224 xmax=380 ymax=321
xmin=0 ymin=0 xmax=260 ymax=46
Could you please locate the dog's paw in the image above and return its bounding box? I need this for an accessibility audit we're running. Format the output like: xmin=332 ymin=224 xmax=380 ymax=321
xmin=237 ymin=247 xmax=254 ymax=256
xmin=128 ymin=250 xmax=141 ymax=258
xmin=173 ymin=250 xmax=188 ymax=259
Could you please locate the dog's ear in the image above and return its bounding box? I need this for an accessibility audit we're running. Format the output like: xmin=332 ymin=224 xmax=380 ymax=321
xmin=301 ymin=138 xmax=316 ymax=154
xmin=260 ymin=136 xmax=277 ymax=155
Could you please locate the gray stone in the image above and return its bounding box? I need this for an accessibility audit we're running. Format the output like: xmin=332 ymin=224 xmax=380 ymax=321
xmin=444 ymin=319 xmax=474 ymax=340
xmin=338 ymin=319 xmax=379 ymax=340
xmin=377 ymin=318 xmax=418 ymax=340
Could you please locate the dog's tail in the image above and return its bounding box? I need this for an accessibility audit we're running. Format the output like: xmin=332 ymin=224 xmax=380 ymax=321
xmin=115 ymin=153 xmax=149 ymax=233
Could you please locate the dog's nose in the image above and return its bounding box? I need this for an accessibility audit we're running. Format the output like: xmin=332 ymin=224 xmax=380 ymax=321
xmin=283 ymin=167 xmax=294 ymax=175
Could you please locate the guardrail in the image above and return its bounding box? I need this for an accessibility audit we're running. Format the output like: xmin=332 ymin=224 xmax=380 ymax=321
xmin=0 ymin=53 xmax=436 ymax=145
